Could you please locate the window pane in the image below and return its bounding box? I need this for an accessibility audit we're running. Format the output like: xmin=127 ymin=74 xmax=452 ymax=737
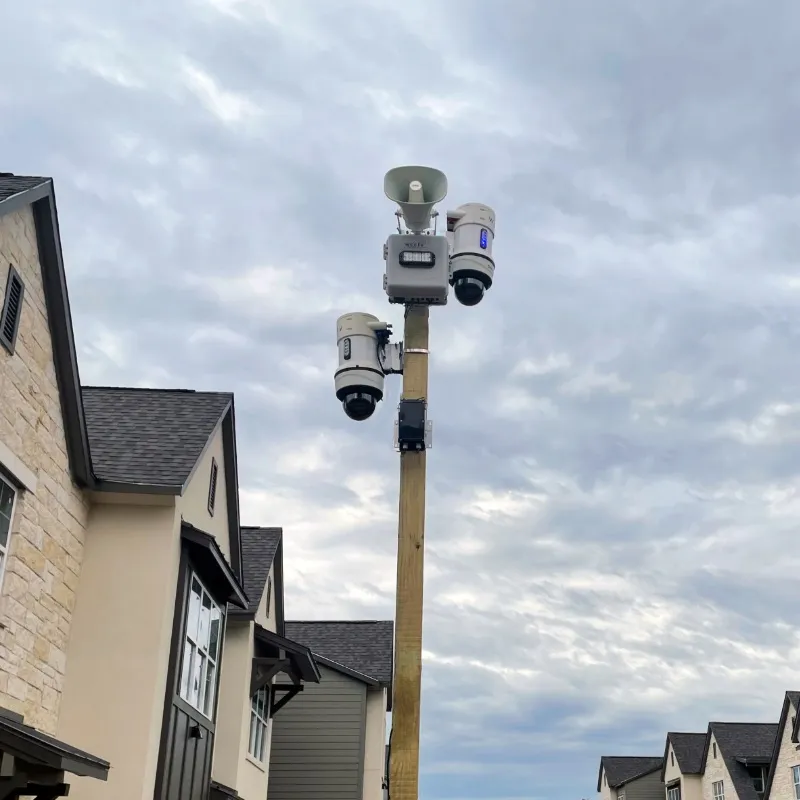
xmin=259 ymin=720 xmax=267 ymax=761
xmin=187 ymin=579 xmax=202 ymax=642
xmin=0 ymin=480 xmax=14 ymax=549
xmin=179 ymin=641 xmax=194 ymax=700
xmin=249 ymin=712 xmax=258 ymax=756
xmin=190 ymin=652 xmax=205 ymax=708
xmin=198 ymin=592 xmax=212 ymax=651
xmin=208 ymin=607 xmax=221 ymax=661
xmin=254 ymin=715 xmax=263 ymax=761
xmin=203 ymin=661 xmax=216 ymax=716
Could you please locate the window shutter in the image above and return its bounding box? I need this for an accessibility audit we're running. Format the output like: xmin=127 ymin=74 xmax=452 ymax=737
xmin=0 ymin=265 xmax=24 ymax=355
xmin=208 ymin=458 xmax=218 ymax=516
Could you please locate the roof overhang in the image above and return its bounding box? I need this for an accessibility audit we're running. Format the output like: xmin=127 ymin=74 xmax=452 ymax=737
xmin=0 ymin=707 xmax=109 ymax=788
xmin=181 ymin=523 xmax=248 ymax=609
xmin=253 ymin=625 xmax=320 ymax=684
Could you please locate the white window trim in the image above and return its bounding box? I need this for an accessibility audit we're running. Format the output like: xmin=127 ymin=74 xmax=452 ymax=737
xmin=178 ymin=572 xmax=222 ymax=719
xmin=793 ymin=765 xmax=800 ymax=800
xmin=0 ymin=473 xmax=18 ymax=596
xmin=0 ymin=442 xmax=36 ymax=494
xmin=249 ymin=686 xmax=270 ymax=762
xmin=713 ymin=780 xmax=725 ymax=800
xmin=667 ymin=785 xmax=681 ymax=800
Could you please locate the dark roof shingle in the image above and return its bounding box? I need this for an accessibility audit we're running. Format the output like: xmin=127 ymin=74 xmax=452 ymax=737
xmin=711 ymin=723 xmax=779 ymax=800
xmin=240 ymin=527 xmax=281 ymax=614
xmin=284 ymin=621 xmax=393 ymax=685
xmin=0 ymin=174 xmax=49 ymax=203
xmin=667 ymin=732 xmax=707 ymax=775
xmin=601 ymin=757 xmax=664 ymax=789
xmin=81 ymin=387 xmax=231 ymax=487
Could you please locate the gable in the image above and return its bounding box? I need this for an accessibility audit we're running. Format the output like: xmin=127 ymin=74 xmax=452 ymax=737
xmin=764 ymin=691 xmax=800 ymax=800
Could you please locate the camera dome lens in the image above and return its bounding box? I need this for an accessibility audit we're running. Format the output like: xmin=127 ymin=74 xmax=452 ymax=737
xmin=343 ymin=392 xmax=377 ymax=421
xmin=453 ymin=276 xmax=485 ymax=306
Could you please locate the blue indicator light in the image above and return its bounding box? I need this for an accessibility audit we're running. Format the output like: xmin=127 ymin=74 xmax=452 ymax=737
xmin=479 ymin=228 xmax=488 ymax=249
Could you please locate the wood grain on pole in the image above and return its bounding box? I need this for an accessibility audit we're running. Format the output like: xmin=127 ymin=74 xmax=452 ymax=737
xmin=390 ymin=304 xmax=430 ymax=800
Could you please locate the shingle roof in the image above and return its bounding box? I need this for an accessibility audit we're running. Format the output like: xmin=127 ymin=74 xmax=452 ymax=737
xmin=711 ymin=723 xmax=779 ymax=800
xmin=788 ymin=691 xmax=800 ymax=710
xmin=284 ymin=621 xmax=393 ymax=685
xmin=0 ymin=174 xmax=49 ymax=203
xmin=667 ymin=732 xmax=707 ymax=775
xmin=81 ymin=387 xmax=231 ymax=487
xmin=240 ymin=527 xmax=281 ymax=614
xmin=600 ymin=757 xmax=664 ymax=789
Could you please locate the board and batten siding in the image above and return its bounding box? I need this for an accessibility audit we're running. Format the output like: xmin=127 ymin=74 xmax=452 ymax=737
xmin=269 ymin=664 xmax=367 ymax=800
xmin=625 ymin=771 xmax=665 ymax=800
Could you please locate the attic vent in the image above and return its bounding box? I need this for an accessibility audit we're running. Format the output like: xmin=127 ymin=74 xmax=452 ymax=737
xmin=0 ymin=265 xmax=24 ymax=355
xmin=208 ymin=458 xmax=218 ymax=516
xmin=266 ymin=576 xmax=272 ymax=616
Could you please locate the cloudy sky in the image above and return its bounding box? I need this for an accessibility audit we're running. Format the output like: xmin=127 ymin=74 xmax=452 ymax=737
xmin=5 ymin=0 xmax=800 ymax=797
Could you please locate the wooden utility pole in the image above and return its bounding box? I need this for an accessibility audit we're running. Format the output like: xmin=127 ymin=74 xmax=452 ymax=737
xmin=389 ymin=303 xmax=430 ymax=800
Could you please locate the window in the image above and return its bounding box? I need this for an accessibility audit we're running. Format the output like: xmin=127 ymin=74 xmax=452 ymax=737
xmin=713 ymin=781 xmax=725 ymax=800
xmin=249 ymin=686 xmax=270 ymax=762
xmin=207 ymin=459 xmax=218 ymax=516
xmin=265 ymin=576 xmax=272 ymax=616
xmin=671 ymin=751 xmax=675 ymax=767
xmin=747 ymin=765 xmax=766 ymax=798
xmin=713 ymin=743 xmax=717 ymax=759
xmin=618 ymin=794 xmax=625 ymax=800
xmin=0 ymin=265 xmax=24 ymax=355
xmin=667 ymin=785 xmax=681 ymax=800
xmin=178 ymin=574 xmax=221 ymax=717
xmin=793 ymin=765 xmax=800 ymax=800
xmin=0 ymin=476 xmax=16 ymax=589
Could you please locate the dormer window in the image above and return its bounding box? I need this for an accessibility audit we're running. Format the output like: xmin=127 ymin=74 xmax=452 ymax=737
xmin=207 ymin=458 xmax=218 ymax=516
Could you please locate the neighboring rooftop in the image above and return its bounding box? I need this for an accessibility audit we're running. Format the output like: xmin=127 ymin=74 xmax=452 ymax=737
xmin=81 ymin=387 xmax=232 ymax=487
xmin=240 ymin=527 xmax=281 ymax=614
xmin=710 ymin=722 xmax=779 ymax=800
xmin=667 ymin=732 xmax=707 ymax=775
xmin=599 ymin=756 xmax=664 ymax=790
xmin=0 ymin=174 xmax=49 ymax=204
xmin=284 ymin=621 xmax=394 ymax=685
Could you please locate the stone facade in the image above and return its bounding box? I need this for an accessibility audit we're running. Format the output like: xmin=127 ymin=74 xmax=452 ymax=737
xmin=768 ymin=701 xmax=800 ymax=800
xmin=0 ymin=205 xmax=89 ymax=733
xmin=702 ymin=735 xmax=735 ymax=800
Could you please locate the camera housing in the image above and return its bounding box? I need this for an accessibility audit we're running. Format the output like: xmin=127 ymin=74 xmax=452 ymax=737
xmin=447 ymin=203 xmax=496 ymax=306
xmin=335 ymin=312 xmax=402 ymax=421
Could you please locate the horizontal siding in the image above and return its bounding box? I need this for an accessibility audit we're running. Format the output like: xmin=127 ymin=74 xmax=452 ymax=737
xmin=628 ymin=771 xmax=666 ymax=800
xmin=268 ymin=665 xmax=367 ymax=800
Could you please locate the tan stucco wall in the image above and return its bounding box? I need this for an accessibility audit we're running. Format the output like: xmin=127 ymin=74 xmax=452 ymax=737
xmin=179 ymin=425 xmax=230 ymax=561
xmin=0 ymin=206 xmax=90 ymax=734
xmin=254 ymin=563 xmax=276 ymax=633
xmin=363 ymin=688 xmax=388 ymax=800
xmin=768 ymin=702 xmax=799 ymax=800
xmin=702 ymin=734 xmax=736 ymax=800
xmin=663 ymin=743 xmax=703 ymax=800
xmin=57 ymin=499 xmax=180 ymax=800
xmin=213 ymin=621 xmax=253 ymax=789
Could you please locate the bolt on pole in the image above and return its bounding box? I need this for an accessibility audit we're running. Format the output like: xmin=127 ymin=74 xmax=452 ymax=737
xmin=390 ymin=303 xmax=430 ymax=800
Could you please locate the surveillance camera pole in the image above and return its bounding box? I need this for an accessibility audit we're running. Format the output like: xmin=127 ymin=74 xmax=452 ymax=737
xmin=390 ymin=302 xmax=429 ymax=800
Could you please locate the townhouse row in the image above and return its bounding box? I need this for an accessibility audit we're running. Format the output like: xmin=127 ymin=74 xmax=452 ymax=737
xmin=0 ymin=173 xmax=391 ymax=799
xmin=597 ymin=691 xmax=800 ymax=800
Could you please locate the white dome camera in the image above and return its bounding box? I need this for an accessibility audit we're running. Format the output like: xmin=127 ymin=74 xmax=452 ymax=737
xmin=335 ymin=312 xmax=402 ymax=421
xmin=447 ymin=203 xmax=496 ymax=306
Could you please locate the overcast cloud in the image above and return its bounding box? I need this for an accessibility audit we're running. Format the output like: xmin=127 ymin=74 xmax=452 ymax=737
xmin=3 ymin=1 xmax=800 ymax=798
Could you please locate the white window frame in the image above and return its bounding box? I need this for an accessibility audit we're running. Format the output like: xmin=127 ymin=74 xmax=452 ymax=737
xmin=0 ymin=474 xmax=18 ymax=594
xmin=793 ymin=765 xmax=800 ymax=800
xmin=249 ymin=686 xmax=270 ymax=762
xmin=178 ymin=573 xmax=222 ymax=718
xmin=713 ymin=781 xmax=725 ymax=800
xmin=667 ymin=785 xmax=681 ymax=800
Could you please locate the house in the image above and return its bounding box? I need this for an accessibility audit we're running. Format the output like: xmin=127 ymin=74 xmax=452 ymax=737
xmin=700 ymin=723 xmax=778 ymax=800
xmin=763 ymin=691 xmax=800 ymax=800
xmin=598 ymin=756 xmax=665 ymax=800
xmin=0 ymin=174 xmax=112 ymax=794
xmin=269 ymin=620 xmax=394 ymax=800
xmin=662 ymin=732 xmax=707 ymax=800
xmin=0 ymin=174 xmax=325 ymax=799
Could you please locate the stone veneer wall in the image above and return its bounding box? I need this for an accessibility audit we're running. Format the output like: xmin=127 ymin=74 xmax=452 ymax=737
xmin=769 ymin=702 xmax=800 ymax=800
xmin=0 ymin=205 xmax=89 ymax=733
xmin=701 ymin=735 xmax=737 ymax=800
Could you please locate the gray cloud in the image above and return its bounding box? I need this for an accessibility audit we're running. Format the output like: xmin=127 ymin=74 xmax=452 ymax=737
xmin=3 ymin=1 xmax=800 ymax=798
